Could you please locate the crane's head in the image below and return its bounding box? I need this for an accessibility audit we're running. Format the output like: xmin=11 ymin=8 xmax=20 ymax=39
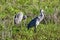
xmin=40 ymin=9 xmax=44 ymax=16
xmin=40 ymin=9 xmax=44 ymax=13
xmin=23 ymin=15 xmax=27 ymax=20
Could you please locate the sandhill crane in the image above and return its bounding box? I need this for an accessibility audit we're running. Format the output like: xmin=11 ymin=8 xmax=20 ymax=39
xmin=14 ymin=12 xmax=27 ymax=25
xmin=27 ymin=9 xmax=44 ymax=32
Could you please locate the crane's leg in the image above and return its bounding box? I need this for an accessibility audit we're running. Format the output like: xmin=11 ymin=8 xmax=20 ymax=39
xmin=34 ymin=26 xmax=37 ymax=33
xmin=24 ymin=19 xmax=26 ymax=26
xmin=20 ymin=22 xmax=22 ymax=28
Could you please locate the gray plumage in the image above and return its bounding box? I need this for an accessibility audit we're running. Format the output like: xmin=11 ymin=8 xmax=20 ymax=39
xmin=27 ymin=9 xmax=44 ymax=32
xmin=14 ymin=12 xmax=27 ymax=25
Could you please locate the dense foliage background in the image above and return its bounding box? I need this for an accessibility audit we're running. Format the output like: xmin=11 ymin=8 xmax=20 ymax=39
xmin=0 ymin=0 xmax=60 ymax=40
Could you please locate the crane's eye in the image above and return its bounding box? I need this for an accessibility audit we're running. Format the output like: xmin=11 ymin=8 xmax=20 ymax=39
xmin=15 ymin=15 xmax=16 ymax=18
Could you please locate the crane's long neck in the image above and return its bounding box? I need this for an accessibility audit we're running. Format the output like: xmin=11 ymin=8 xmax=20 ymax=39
xmin=37 ymin=11 xmax=44 ymax=23
xmin=40 ymin=12 xmax=44 ymax=17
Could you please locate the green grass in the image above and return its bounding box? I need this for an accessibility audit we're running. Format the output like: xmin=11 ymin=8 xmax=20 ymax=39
xmin=0 ymin=0 xmax=60 ymax=40
xmin=11 ymin=24 xmax=60 ymax=40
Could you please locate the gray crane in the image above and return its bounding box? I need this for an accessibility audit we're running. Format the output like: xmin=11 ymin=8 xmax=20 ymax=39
xmin=14 ymin=12 xmax=27 ymax=25
xmin=27 ymin=9 xmax=44 ymax=32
